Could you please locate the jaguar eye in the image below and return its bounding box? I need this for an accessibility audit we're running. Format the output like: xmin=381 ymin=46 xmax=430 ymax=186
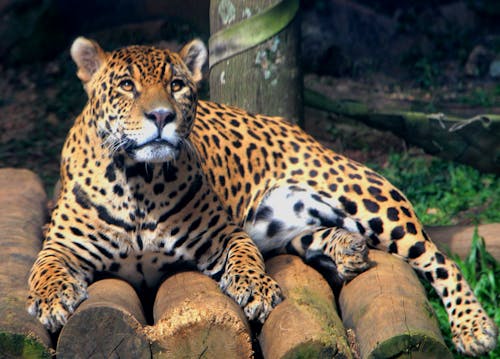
xmin=171 ymin=79 xmax=184 ymax=93
xmin=119 ymin=79 xmax=135 ymax=92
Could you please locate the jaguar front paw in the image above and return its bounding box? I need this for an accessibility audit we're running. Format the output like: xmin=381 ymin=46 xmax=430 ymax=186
xmin=27 ymin=278 xmax=88 ymax=333
xmin=220 ymin=270 xmax=283 ymax=323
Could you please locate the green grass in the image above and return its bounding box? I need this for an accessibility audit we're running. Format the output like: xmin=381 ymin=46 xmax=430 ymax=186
xmin=373 ymin=153 xmax=500 ymax=225
xmin=413 ymin=57 xmax=441 ymax=89
xmin=459 ymin=87 xmax=497 ymax=108
xmin=373 ymin=153 xmax=500 ymax=358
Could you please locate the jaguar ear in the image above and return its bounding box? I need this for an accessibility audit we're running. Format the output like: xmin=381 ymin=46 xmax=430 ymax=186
xmin=70 ymin=37 xmax=107 ymax=86
xmin=179 ymin=39 xmax=207 ymax=83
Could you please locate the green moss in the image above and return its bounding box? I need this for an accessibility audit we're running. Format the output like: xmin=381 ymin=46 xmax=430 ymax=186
xmin=217 ymin=0 xmax=236 ymax=25
xmin=368 ymin=333 xmax=452 ymax=359
xmin=283 ymin=342 xmax=343 ymax=359
xmin=291 ymin=287 xmax=352 ymax=358
xmin=0 ymin=333 xmax=52 ymax=359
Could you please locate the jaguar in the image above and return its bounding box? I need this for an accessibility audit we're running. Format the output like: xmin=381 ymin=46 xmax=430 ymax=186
xmin=27 ymin=37 xmax=497 ymax=356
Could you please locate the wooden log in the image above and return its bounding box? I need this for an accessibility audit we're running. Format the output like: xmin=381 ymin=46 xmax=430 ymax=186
xmin=304 ymin=88 xmax=500 ymax=174
xmin=147 ymin=271 xmax=253 ymax=358
xmin=0 ymin=168 xmax=53 ymax=358
xmin=259 ymin=255 xmax=353 ymax=359
xmin=339 ymin=250 xmax=452 ymax=359
xmin=427 ymin=223 xmax=500 ymax=261
xmin=57 ymin=279 xmax=150 ymax=358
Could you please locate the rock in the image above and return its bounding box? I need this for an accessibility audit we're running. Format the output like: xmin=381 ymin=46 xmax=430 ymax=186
xmin=301 ymin=0 xmax=402 ymax=75
xmin=439 ymin=2 xmax=477 ymax=30
xmin=489 ymin=56 xmax=500 ymax=78
xmin=464 ymin=45 xmax=494 ymax=77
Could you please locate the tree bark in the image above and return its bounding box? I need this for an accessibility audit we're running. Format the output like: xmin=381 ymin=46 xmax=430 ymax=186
xmin=0 ymin=168 xmax=52 ymax=358
xmin=305 ymin=88 xmax=500 ymax=174
xmin=339 ymin=250 xmax=452 ymax=359
xmin=209 ymin=0 xmax=303 ymax=124
xmin=259 ymin=255 xmax=353 ymax=359
xmin=147 ymin=271 xmax=253 ymax=358
xmin=56 ymin=279 xmax=150 ymax=359
xmin=427 ymin=223 xmax=500 ymax=261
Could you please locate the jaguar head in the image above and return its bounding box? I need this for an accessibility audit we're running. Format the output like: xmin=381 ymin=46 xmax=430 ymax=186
xmin=70 ymin=37 xmax=207 ymax=163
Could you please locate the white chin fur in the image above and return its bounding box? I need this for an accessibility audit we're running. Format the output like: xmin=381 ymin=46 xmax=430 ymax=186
xmin=129 ymin=143 xmax=179 ymax=163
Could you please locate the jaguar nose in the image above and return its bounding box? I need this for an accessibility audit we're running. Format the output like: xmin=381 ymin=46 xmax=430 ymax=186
xmin=145 ymin=108 xmax=176 ymax=130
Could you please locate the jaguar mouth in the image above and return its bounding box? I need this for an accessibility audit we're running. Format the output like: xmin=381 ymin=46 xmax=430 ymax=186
xmin=126 ymin=138 xmax=181 ymax=163
xmin=129 ymin=138 xmax=179 ymax=151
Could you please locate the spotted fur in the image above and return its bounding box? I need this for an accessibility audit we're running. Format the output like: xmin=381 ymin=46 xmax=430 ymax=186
xmin=27 ymin=38 xmax=497 ymax=356
xmin=192 ymin=101 xmax=497 ymax=356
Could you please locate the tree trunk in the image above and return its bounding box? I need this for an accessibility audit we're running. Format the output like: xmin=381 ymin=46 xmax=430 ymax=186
xmin=0 ymin=168 xmax=52 ymax=358
xmin=209 ymin=0 xmax=303 ymax=124
xmin=339 ymin=250 xmax=452 ymax=359
xmin=147 ymin=271 xmax=253 ymax=358
xmin=259 ymin=255 xmax=353 ymax=359
xmin=304 ymin=88 xmax=500 ymax=174
xmin=56 ymin=279 xmax=150 ymax=358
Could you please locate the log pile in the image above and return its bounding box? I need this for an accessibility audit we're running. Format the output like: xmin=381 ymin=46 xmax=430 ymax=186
xmin=3 ymin=168 xmax=498 ymax=358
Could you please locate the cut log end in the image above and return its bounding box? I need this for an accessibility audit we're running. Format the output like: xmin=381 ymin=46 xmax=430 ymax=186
xmin=56 ymin=279 xmax=150 ymax=359
xmin=148 ymin=271 xmax=253 ymax=358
